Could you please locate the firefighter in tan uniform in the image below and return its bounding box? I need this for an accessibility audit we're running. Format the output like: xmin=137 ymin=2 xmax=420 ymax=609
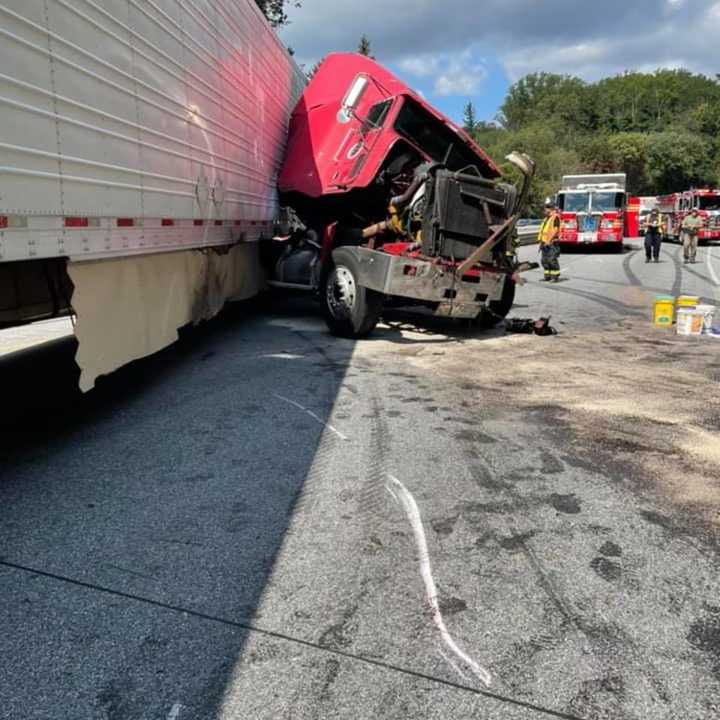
xmin=681 ymin=208 xmax=702 ymax=264
xmin=538 ymin=202 xmax=561 ymax=282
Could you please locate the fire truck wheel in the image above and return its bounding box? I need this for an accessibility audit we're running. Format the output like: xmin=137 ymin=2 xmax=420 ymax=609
xmin=475 ymin=276 xmax=516 ymax=329
xmin=321 ymin=248 xmax=384 ymax=338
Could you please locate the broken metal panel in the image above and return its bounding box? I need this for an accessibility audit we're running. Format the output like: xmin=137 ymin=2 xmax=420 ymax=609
xmin=69 ymin=243 xmax=264 ymax=391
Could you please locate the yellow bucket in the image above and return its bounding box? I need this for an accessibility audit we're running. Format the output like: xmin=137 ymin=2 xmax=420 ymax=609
xmin=677 ymin=295 xmax=700 ymax=308
xmin=654 ymin=296 xmax=675 ymax=327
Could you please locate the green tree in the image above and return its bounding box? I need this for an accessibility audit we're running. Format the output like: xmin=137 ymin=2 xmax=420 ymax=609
xmin=357 ymin=34 xmax=374 ymax=58
xmin=473 ymin=67 xmax=720 ymax=207
xmin=499 ymin=72 xmax=593 ymax=136
xmin=645 ymin=132 xmax=715 ymax=194
xmin=255 ymin=0 xmax=300 ymax=28
xmin=462 ymin=102 xmax=477 ymax=134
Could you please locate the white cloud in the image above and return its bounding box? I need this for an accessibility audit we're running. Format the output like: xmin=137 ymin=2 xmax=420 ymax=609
xmin=280 ymin=1 xmax=720 ymax=90
xmin=398 ymin=55 xmax=442 ymax=78
xmin=398 ymin=50 xmax=488 ymax=97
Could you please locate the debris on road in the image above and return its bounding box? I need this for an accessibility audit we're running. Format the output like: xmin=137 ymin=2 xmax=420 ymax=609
xmin=505 ymin=317 xmax=558 ymax=336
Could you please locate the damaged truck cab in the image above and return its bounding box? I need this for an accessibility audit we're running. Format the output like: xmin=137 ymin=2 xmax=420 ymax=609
xmin=272 ymin=53 xmax=534 ymax=337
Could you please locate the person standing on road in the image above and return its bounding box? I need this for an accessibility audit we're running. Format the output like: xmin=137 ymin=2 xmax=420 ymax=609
xmin=681 ymin=208 xmax=702 ymax=264
xmin=643 ymin=208 xmax=664 ymax=263
xmin=538 ymin=202 xmax=561 ymax=282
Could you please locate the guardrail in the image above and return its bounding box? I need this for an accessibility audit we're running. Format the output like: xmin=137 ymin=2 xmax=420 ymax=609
xmin=516 ymin=225 xmax=540 ymax=246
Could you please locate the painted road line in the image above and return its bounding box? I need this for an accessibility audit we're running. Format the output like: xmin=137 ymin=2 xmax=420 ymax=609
xmin=706 ymin=246 xmax=720 ymax=301
xmin=386 ymin=473 xmax=492 ymax=688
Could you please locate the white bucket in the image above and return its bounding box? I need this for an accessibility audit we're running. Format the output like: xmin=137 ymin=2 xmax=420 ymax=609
xmin=695 ymin=304 xmax=716 ymax=334
xmin=676 ymin=308 xmax=705 ymax=336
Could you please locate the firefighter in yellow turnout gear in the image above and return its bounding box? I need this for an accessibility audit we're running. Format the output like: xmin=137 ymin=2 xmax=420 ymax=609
xmin=538 ymin=202 xmax=561 ymax=282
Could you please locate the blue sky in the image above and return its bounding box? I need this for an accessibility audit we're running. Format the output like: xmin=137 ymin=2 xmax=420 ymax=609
xmin=387 ymin=53 xmax=511 ymax=124
xmin=279 ymin=0 xmax=720 ymax=125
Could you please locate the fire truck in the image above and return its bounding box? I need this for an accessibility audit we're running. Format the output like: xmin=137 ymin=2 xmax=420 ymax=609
xmin=557 ymin=174 xmax=627 ymax=250
xmin=657 ymin=189 xmax=720 ymax=243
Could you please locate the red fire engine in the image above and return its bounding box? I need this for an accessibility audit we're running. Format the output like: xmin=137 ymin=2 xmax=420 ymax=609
xmin=657 ymin=189 xmax=720 ymax=243
xmin=557 ymin=174 xmax=627 ymax=250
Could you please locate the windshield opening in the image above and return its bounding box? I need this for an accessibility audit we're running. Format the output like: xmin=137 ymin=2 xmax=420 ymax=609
xmin=698 ymin=196 xmax=720 ymax=211
xmin=393 ymin=98 xmax=489 ymax=175
xmin=592 ymin=192 xmax=625 ymax=212
xmin=559 ymin=192 xmax=590 ymax=213
xmin=365 ymin=99 xmax=393 ymax=130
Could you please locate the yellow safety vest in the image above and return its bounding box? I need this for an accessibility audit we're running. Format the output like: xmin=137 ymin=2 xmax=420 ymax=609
xmin=538 ymin=213 xmax=560 ymax=245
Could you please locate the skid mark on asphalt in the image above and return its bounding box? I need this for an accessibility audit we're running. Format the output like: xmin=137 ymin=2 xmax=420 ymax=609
xmin=622 ymin=247 xmax=643 ymax=287
xmin=453 ymin=423 xmax=678 ymax=711
xmin=386 ymin=473 xmax=493 ymax=688
xmin=662 ymin=245 xmax=684 ymax=300
xmin=273 ymin=393 xmax=348 ymax=441
xmin=541 ymin=284 xmax=645 ymax=317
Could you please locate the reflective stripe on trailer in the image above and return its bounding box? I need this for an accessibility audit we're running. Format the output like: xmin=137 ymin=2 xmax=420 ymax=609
xmin=0 ymin=216 xmax=271 ymax=262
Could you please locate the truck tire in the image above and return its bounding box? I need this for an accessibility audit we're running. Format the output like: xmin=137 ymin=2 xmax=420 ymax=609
xmin=474 ymin=276 xmax=516 ymax=329
xmin=321 ymin=247 xmax=384 ymax=338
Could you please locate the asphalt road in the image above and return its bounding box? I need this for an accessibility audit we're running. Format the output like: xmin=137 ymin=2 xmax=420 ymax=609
xmin=1 ymin=239 xmax=719 ymax=720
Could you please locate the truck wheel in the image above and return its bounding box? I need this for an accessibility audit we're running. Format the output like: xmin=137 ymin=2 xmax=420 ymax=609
xmin=475 ymin=276 xmax=516 ymax=329
xmin=321 ymin=247 xmax=384 ymax=338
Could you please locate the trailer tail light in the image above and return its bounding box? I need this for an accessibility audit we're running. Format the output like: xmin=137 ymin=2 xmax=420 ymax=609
xmin=161 ymin=219 xmax=175 ymax=226
xmin=117 ymin=218 xmax=135 ymax=227
xmin=214 ymin=220 xmax=223 ymax=226
xmin=194 ymin=219 xmax=204 ymax=226
xmin=0 ymin=216 xmax=7 ymax=229
xmin=65 ymin=217 xmax=89 ymax=227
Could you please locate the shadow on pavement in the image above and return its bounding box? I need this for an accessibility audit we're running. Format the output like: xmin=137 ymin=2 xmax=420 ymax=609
xmin=0 ymin=299 xmax=356 ymax=719
xmin=0 ymin=291 xmax=529 ymax=719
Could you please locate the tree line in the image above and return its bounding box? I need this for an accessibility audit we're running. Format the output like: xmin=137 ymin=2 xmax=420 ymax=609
xmin=464 ymin=70 xmax=720 ymax=215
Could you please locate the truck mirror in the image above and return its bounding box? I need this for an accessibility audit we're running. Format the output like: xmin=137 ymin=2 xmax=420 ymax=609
xmin=338 ymin=76 xmax=369 ymax=124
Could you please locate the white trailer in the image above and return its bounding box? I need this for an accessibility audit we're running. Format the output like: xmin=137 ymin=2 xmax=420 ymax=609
xmin=0 ymin=0 xmax=304 ymax=389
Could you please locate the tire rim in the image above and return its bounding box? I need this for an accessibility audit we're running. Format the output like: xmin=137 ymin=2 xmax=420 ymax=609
xmin=326 ymin=266 xmax=356 ymax=316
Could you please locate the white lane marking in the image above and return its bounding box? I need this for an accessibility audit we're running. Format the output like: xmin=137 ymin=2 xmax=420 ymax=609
xmin=707 ymin=246 xmax=720 ymax=301
xmin=167 ymin=703 xmax=183 ymax=720
xmin=273 ymin=393 xmax=348 ymax=441
xmin=263 ymin=352 xmax=307 ymax=360
xmin=385 ymin=474 xmax=492 ymax=687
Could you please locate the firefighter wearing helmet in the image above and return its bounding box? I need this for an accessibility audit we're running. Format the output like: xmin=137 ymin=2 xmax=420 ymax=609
xmin=538 ymin=201 xmax=561 ymax=282
xmin=643 ymin=208 xmax=664 ymax=263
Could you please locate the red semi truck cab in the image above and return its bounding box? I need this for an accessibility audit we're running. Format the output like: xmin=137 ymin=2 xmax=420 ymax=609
xmin=557 ymin=174 xmax=627 ymax=249
xmin=657 ymin=189 xmax=720 ymax=242
xmin=272 ymin=53 xmax=536 ymax=338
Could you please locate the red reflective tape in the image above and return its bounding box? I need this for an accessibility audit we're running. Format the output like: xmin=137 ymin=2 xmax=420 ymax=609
xmin=65 ymin=217 xmax=89 ymax=228
xmin=194 ymin=219 xmax=204 ymax=226
xmin=214 ymin=220 xmax=223 ymax=226
xmin=161 ymin=218 xmax=175 ymax=226
xmin=234 ymin=220 xmax=242 ymax=226
xmin=0 ymin=216 xmax=7 ymax=229
xmin=117 ymin=218 xmax=134 ymax=227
